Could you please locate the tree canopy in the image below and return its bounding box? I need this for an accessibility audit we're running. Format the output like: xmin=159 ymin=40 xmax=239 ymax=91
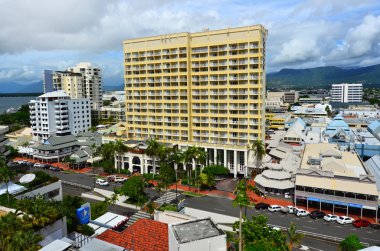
xmin=339 ymin=234 xmax=364 ymax=251
xmin=120 ymin=175 xmax=147 ymax=205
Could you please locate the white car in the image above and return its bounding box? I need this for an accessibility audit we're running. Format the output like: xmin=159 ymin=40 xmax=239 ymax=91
xmin=323 ymin=214 xmax=339 ymax=222
xmin=96 ymin=179 xmax=109 ymax=186
xmin=33 ymin=163 xmax=42 ymax=168
xmin=268 ymin=205 xmax=283 ymax=212
xmin=296 ymin=209 xmax=309 ymax=217
xmin=337 ymin=216 xmax=354 ymax=224
xmin=115 ymin=176 xmax=127 ymax=183
xmin=281 ymin=205 xmax=296 ymax=214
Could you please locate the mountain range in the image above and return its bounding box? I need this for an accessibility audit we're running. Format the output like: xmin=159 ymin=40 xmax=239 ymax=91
xmin=1 ymin=64 xmax=380 ymax=93
xmin=267 ymin=64 xmax=380 ymax=89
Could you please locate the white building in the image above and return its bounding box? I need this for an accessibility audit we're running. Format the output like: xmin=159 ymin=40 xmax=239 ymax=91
xmin=29 ymin=91 xmax=91 ymax=142
xmin=331 ymin=83 xmax=363 ymax=103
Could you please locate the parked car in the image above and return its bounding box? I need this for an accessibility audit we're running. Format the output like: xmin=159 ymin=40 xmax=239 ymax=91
xmin=310 ymin=211 xmax=326 ymax=219
xmin=268 ymin=205 xmax=283 ymax=212
xmin=96 ymin=179 xmax=109 ymax=186
xmin=280 ymin=206 xmax=295 ymax=214
xmin=115 ymin=176 xmax=127 ymax=183
xmin=296 ymin=209 xmax=309 ymax=217
xmin=33 ymin=163 xmax=43 ymax=168
xmin=41 ymin=164 xmax=51 ymax=169
xmin=16 ymin=160 xmax=27 ymax=165
xmin=107 ymin=175 xmax=116 ymax=182
xmin=337 ymin=216 xmax=354 ymax=225
xmin=370 ymin=223 xmax=380 ymax=230
xmin=352 ymin=219 xmax=371 ymax=228
xmin=49 ymin=166 xmax=62 ymax=172
xmin=255 ymin=202 xmax=270 ymax=210
xmin=323 ymin=214 xmax=339 ymax=222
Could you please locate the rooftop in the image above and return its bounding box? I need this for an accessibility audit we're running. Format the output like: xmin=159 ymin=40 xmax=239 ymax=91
xmin=38 ymin=90 xmax=70 ymax=98
xmin=97 ymin=218 xmax=168 ymax=251
xmin=171 ymin=218 xmax=225 ymax=244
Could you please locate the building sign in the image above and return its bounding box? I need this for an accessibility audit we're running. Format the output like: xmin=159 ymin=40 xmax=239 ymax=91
xmin=348 ymin=203 xmax=363 ymax=208
xmin=76 ymin=203 xmax=91 ymax=225
xmin=307 ymin=197 xmax=320 ymax=202
xmin=334 ymin=201 xmax=348 ymax=207
xmin=321 ymin=199 xmax=334 ymax=204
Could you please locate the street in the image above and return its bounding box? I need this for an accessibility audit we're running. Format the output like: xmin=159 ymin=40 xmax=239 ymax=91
xmin=184 ymin=196 xmax=380 ymax=247
xmin=36 ymin=168 xmax=380 ymax=247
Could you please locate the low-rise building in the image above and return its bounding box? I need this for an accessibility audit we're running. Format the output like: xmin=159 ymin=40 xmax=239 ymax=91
xmin=283 ymin=90 xmax=299 ymax=104
xmin=293 ymin=107 xmax=327 ymax=118
xmin=295 ymin=143 xmax=378 ymax=219
xmin=98 ymin=100 xmax=125 ymax=124
xmin=32 ymin=135 xmax=80 ymax=163
xmin=5 ymin=127 xmax=32 ymax=147
xmin=299 ymin=97 xmax=323 ymax=105
xmin=0 ymin=126 xmax=9 ymax=157
xmin=266 ymin=113 xmax=291 ymax=130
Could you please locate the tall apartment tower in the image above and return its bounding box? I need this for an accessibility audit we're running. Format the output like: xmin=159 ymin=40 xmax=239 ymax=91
xmin=52 ymin=62 xmax=103 ymax=110
xmin=331 ymin=83 xmax=363 ymax=103
xmin=67 ymin=62 xmax=103 ymax=110
xmin=43 ymin=70 xmax=54 ymax=93
xmin=123 ymin=25 xmax=267 ymax=177
xmin=29 ymin=91 xmax=91 ymax=142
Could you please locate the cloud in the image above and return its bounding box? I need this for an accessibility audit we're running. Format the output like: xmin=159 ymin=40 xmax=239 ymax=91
xmin=0 ymin=0 xmax=380 ymax=87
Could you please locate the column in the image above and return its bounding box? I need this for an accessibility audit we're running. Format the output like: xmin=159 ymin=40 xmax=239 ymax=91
xmin=244 ymin=151 xmax=248 ymax=177
xmin=233 ymin=150 xmax=237 ymax=178
xmin=140 ymin=157 xmax=144 ymax=174
xmin=224 ymin=149 xmax=227 ymax=169
xmin=214 ymin=148 xmax=217 ymax=165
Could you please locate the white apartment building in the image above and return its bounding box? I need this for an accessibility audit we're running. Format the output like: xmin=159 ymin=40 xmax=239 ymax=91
xmin=331 ymin=83 xmax=363 ymax=103
xmin=67 ymin=62 xmax=103 ymax=110
xmin=29 ymin=91 xmax=91 ymax=142
xmin=52 ymin=62 xmax=103 ymax=110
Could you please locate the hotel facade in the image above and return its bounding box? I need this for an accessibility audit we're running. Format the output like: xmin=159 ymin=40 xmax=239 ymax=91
xmin=122 ymin=25 xmax=267 ymax=177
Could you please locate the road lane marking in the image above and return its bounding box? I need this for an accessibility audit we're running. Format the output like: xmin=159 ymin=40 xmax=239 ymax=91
xmin=303 ymin=226 xmax=317 ymax=230
xmin=214 ymin=208 xmax=226 ymax=212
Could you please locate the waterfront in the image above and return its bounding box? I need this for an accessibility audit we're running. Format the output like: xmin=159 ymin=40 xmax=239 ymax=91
xmin=0 ymin=96 xmax=36 ymax=113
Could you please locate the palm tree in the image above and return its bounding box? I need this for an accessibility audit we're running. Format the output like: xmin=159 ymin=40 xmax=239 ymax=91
xmin=21 ymin=141 xmax=30 ymax=158
xmin=287 ymin=222 xmax=304 ymax=250
xmin=114 ymin=140 xmax=128 ymax=173
xmin=233 ymin=179 xmax=251 ymax=251
xmin=171 ymin=149 xmax=184 ymax=180
xmin=146 ymin=138 xmax=160 ymax=179
xmin=100 ymin=141 xmax=116 ymax=161
xmin=90 ymin=144 xmax=99 ymax=190
xmin=251 ymin=140 xmax=265 ymax=174
xmin=0 ymin=159 xmax=16 ymax=205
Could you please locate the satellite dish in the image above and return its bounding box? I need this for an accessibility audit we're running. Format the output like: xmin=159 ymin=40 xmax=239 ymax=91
xmin=19 ymin=174 xmax=36 ymax=184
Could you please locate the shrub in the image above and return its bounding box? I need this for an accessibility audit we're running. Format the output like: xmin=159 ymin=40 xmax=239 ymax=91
xmin=158 ymin=203 xmax=177 ymax=212
xmin=340 ymin=234 xmax=364 ymax=251
xmin=203 ymin=165 xmax=229 ymax=176
xmin=120 ymin=169 xmax=131 ymax=175
xmin=76 ymin=224 xmax=95 ymax=236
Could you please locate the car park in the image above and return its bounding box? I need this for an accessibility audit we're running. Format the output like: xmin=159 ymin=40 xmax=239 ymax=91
xmin=96 ymin=179 xmax=109 ymax=186
xmin=296 ymin=209 xmax=309 ymax=217
xmin=352 ymin=219 xmax=371 ymax=228
xmin=309 ymin=211 xmax=326 ymax=219
xmin=337 ymin=216 xmax=354 ymax=225
xmin=255 ymin=202 xmax=270 ymax=210
xmin=370 ymin=223 xmax=380 ymax=230
xmin=268 ymin=205 xmax=283 ymax=212
xmin=41 ymin=164 xmax=50 ymax=169
xmin=16 ymin=160 xmax=27 ymax=165
xmin=323 ymin=214 xmax=339 ymax=222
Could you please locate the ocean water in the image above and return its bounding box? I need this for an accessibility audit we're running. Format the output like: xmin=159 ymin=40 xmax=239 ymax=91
xmin=0 ymin=96 xmax=36 ymax=113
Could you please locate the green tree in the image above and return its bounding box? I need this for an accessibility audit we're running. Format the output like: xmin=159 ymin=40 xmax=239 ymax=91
xmin=115 ymin=140 xmax=128 ymax=173
xmin=233 ymin=214 xmax=288 ymax=251
xmin=158 ymin=162 xmax=176 ymax=192
xmin=146 ymin=138 xmax=160 ymax=179
xmin=325 ymin=105 xmax=332 ymax=117
xmin=287 ymin=222 xmax=304 ymax=250
xmin=202 ymin=164 xmax=229 ymax=176
xmin=233 ymin=179 xmax=252 ymax=251
xmin=0 ymin=160 xmax=16 ymax=204
xmin=120 ymin=175 xmax=147 ymax=206
xmin=251 ymin=140 xmax=265 ymax=174
xmin=339 ymin=234 xmax=364 ymax=251
xmin=100 ymin=141 xmax=116 ymax=161
xmin=184 ymin=146 xmax=207 ymax=193
xmin=198 ymin=173 xmax=215 ymax=188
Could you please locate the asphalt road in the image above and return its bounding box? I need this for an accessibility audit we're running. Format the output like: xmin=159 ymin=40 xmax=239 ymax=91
xmin=184 ymin=196 xmax=380 ymax=247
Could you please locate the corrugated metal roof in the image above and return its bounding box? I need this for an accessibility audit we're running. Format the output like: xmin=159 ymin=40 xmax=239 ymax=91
xmin=365 ymin=155 xmax=380 ymax=191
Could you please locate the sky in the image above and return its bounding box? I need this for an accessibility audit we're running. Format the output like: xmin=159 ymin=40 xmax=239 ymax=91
xmin=0 ymin=0 xmax=380 ymax=87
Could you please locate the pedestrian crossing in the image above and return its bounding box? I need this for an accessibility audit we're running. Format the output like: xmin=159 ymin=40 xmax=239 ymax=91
xmin=154 ymin=191 xmax=178 ymax=205
xmin=126 ymin=210 xmax=151 ymax=227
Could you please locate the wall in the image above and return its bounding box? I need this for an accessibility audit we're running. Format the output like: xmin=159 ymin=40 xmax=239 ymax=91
xmin=38 ymin=217 xmax=68 ymax=247
xmin=16 ymin=180 xmax=63 ymax=201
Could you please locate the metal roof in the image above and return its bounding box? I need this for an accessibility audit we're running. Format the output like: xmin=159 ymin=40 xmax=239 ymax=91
xmin=365 ymin=155 xmax=380 ymax=191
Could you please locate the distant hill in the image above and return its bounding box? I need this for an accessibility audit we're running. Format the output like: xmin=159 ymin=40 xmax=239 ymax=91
xmin=103 ymin=84 xmax=124 ymax=91
xmin=0 ymin=81 xmax=43 ymax=93
xmin=267 ymin=64 xmax=380 ymax=89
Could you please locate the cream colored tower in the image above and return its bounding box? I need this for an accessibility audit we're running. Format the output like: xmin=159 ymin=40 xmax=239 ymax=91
xmin=123 ymin=25 xmax=267 ymax=177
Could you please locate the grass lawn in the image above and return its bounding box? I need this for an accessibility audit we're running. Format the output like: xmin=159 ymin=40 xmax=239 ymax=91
xmin=183 ymin=191 xmax=205 ymax=197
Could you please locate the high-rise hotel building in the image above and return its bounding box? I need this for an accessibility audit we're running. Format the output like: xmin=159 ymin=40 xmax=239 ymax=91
xmin=123 ymin=25 xmax=267 ymax=176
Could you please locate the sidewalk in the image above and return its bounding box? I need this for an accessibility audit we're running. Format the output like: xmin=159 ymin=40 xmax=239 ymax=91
xmin=14 ymin=157 xmax=93 ymax=174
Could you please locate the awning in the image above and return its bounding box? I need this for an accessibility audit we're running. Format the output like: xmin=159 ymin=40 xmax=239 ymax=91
xmin=254 ymin=175 xmax=294 ymax=190
xmin=87 ymin=156 xmax=103 ymax=164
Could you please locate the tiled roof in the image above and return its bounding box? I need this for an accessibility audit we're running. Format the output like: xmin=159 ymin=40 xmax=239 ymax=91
xmin=97 ymin=219 xmax=168 ymax=251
